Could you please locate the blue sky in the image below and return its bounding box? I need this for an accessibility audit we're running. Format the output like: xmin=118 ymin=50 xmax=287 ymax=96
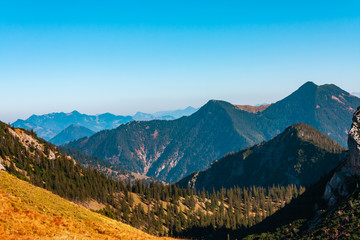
xmin=1 ymin=1 xmax=359 ymax=123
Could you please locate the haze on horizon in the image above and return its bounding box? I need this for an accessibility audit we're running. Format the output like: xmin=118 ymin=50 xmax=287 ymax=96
xmin=1 ymin=1 xmax=359 ymax=123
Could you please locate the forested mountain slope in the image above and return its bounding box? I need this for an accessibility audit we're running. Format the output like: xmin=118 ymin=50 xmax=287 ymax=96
xmin=178 ymin=123 xmax=346 ymax=191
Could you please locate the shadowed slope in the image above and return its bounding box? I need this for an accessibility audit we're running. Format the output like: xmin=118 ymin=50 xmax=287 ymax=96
xmin=178 ymin=123 xmax=346 ymax=191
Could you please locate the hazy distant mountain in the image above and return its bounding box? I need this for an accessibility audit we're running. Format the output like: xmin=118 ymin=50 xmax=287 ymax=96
xmin=177 ymin=123 xmax=345 ymax=190
xmin=133 ymin=106 xmax=198 ymax=121
xmin=12 ymin=106 xmax=198 ymax=140
xmin=49 ymin=124 xmax=95 ymax=146
xmin=153 ymin=106 xmax=198 ymax=119
xmin=66 ymin=82 xmax=360 ymax=183
xmin=133 ymin=112 xmax=175 ymax=121
xmin=12 ymin=111 xmax=133 ymax=140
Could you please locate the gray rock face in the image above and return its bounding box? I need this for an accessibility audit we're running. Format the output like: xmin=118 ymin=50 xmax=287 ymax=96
xmin=346 ymin=107 xmax=360 ymax=174
xmin=323 ymin=107 xmax=360 ymax=206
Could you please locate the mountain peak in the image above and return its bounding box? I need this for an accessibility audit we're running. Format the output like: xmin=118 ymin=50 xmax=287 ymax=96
xmin=282 ymin=123 xmax=344 ymax=152
xmin=194 ymin=100 xmax=236 ymax=117
xmin=296 ymin=81 xmax=318 ymax=93
xmin=71 ymin=110 xmax=80 ymax=115
xmin=302 ymin=81 xmax=317 ymax=87
xmin=201 ymin=99 xmax=233 ymax=109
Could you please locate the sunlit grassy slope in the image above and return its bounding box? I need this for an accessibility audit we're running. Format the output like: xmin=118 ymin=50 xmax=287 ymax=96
xmin=0 ymin=171 xmax=175 ymax=240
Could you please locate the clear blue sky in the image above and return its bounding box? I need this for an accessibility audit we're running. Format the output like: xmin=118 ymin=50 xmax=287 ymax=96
xmin=1 ymin=1 xmax=359 ymax=123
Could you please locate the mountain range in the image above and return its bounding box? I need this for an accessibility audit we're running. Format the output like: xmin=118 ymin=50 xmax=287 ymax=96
xmin=12 ymin=107 xmax=198 ymax=141
xmin=65 ymin=82 xmax=360 ymax=183
xmin=2 ymin=95 xmax=360 ymax=239
xmin=133 ymin=106 xmax=198 ymax=121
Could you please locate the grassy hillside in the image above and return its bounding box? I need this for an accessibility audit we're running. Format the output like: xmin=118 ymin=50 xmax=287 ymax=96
xmin=0 ymin=171 xmax=173 ymax=240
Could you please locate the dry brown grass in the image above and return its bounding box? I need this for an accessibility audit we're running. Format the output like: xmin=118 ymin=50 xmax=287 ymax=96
xmin=0 ymin=171 xmax=176 ymax=240
xmin=235 ymin=104 xmax=270 ymax=113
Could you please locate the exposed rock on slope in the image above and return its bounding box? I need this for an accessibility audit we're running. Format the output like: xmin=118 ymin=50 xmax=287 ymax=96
xmin=323 ymin=107 xmax=360 ymax=206
xmin=347 ymin=107 xmax=360 ymax=173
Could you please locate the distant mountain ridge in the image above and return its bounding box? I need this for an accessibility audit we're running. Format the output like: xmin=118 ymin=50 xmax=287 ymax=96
xmin=177 ymin=123 xmax=346 ymax=190
xmin=66 ymin=82 xmax=360 ymax=183
xmin=12 ymin=107 xmax=198 ymax=140
xmin=12 ymin=111 xmax=132 ymax=140
xmin=49 ymin=124 xmax=95 ymax=145
xmin=133 ymin=106 xmax=198 ymax=121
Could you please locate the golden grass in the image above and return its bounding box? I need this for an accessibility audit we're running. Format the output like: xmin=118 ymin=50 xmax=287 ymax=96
xmin=0 ymin=171 xmax=176 ymax=240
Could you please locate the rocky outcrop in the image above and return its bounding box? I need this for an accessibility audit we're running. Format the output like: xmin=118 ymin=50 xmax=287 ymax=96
xmin=0 ymin=162 xmax=5 ymax=171
xmin=346 ymin=107 xmax=360 ymax=174
xmin=323 ymin=107 xmax=360 ymax=206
